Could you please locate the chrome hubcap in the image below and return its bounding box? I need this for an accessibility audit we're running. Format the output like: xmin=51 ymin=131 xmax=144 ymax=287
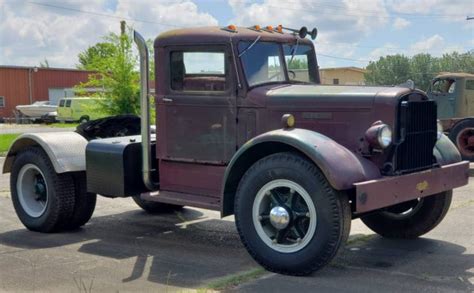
xmin=269 ymin=206 xmax=290 ymax=230
xmin=252 ymin=179 xmax=317 ymax=253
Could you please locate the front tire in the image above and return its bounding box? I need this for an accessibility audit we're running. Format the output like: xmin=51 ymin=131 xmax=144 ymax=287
xmin=10 ymin=147 xmax=75 ymax=232
xmin=361 ymin=191 xmax=452 ymax=239
xmin=234 ymin=152 xmax=351 ymax=276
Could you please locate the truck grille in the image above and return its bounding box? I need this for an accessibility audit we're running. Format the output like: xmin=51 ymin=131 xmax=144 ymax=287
xmin=393 ymin=100 xmax=437 ymax=174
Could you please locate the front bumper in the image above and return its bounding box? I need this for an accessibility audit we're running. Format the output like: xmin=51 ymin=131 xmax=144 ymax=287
xmin=354 ymin=161 xmax=469 ymax=213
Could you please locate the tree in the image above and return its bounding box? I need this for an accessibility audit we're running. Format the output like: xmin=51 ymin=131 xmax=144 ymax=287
xmin=365 ymin=51 xmax=474 ymax=91
xmin=77 ymin=42 xmax=117 ymax=70
xmin=365 ymin=54 xmax=411 ymax=86
xmin=76 ymin=21 xmax=140 ymax=115
xmin=409 ymin=53 xmax=440 ymax=91
xmin=39 ymin=58 xmax=50 ymax=68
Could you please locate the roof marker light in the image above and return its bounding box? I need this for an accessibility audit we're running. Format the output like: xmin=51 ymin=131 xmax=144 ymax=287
xmin=265 ymin=25 xmax=274 ymax=32
xmin=276 ymin=24 xmax=283 ymax=33
xmin=222 ymin=24 xmax=237 ymax=33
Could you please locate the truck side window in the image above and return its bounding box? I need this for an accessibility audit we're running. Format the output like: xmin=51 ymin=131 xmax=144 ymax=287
xmin=432 ymin=79 xmax=455 ymax=94
xmin=170 ymin=51 xmax=226 ymax=92
xmin=59 ymin=100 xmax=65 ymax=107
xmin=466 ymin=80 xmax=474 ymax=90
xmin=65 ymin=100 xmax=72 ymax=107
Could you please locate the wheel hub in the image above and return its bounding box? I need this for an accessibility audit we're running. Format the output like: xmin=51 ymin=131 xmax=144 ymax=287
xmin=269 ymin=206 xmax=290 ymax=230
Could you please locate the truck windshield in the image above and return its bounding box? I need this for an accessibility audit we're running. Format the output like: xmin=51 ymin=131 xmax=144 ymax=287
xmin=238 ymin=41 xmax=316 ymax=87
xmin=238 ymin=42 xmax=286 ymax=87
xmin=283 ymin=44 xmax=317 ymax=83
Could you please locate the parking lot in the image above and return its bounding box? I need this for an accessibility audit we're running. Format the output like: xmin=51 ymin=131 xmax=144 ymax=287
xmin=0 ymin=156 xmax=472 ymax=292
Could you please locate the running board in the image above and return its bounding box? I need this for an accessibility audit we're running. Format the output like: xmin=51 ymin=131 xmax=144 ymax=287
xmin=140 ymin=190 xmax=221 ymax=211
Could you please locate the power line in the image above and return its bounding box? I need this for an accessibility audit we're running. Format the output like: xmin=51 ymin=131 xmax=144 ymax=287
xmin=230 ymin=0 xmax=470 ymax=19
xmin=28 ymin=1 xmax=181 ymax=27
xmin=26 ymin=1 xmax=472 ymax=65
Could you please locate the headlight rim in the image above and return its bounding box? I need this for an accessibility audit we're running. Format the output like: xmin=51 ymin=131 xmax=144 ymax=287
xmin=376 ymin=124 xmax=393 ymax=149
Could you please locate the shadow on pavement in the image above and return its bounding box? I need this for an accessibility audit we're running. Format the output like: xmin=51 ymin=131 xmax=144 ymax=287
xmin=0 ymin=207 xmax=254 ymax=289
xmin=0 ymin=209 xmax=472 ymax=291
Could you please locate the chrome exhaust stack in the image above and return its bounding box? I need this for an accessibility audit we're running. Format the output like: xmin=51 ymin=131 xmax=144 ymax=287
xmin=134 ymin=30 xmax=158 ymax=190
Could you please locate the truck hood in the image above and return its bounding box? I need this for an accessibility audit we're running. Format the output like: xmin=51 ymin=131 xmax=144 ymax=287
xmin=247 ymin=84 xmax=413 ymax=109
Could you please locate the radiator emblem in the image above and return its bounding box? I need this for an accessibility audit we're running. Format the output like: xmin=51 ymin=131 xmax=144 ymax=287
xmin=416 ymin=180 xmax=429 ymax=192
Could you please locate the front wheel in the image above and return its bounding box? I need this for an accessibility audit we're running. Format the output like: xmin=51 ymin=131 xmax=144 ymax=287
xmin=234 ymin=152 xmax=351 ymax=276
xmin=361 ymin=191 xmax=452 ymax=239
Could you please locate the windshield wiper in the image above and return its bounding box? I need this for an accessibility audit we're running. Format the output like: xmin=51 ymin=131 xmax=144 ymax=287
xmin=238 ymin=36 xmax=261 ymax=57
xmin=288 ymin=38 xmax=299 ymax=66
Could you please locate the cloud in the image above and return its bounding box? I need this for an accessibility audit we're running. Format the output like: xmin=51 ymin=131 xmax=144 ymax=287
xmin=227 ymin=0 xmax=389 ymax=67
xmin=386 ymin=0 xmax=472 ymax=24
xmin=0 ymin=0 xmax=217 ymax=67
xmin=410 ymin=34 xmax=445 ymax=53
xmin=393 ymin=17 xmax=411 ymax=30
xmin=367 ymin=34 xmax=468 ymax=61
xmin=368 ymin=43 xmax=401 ymax=60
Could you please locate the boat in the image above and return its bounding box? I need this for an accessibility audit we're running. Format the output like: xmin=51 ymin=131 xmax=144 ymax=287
xmin=16 ymin=101 xmax=57 ymax=118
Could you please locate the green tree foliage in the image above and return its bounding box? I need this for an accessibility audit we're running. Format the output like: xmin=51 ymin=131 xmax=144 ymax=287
xmin=77 ymin=42 xmax=117 ymax=70
xmin=287 ymin=58 xmax=308 ymax=70
xmin=77 ymin=26 xmax=140 ymax=115
xmin=76 ymin=22 xmax=156 ymax=117
xmin=365 ymin=51 xmax=474 ymax=91
xmin=364 ymin=54 xmax=410 ymax=86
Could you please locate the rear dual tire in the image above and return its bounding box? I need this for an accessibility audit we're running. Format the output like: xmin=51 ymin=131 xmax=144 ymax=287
xmin=10 ymin=147 xmax=96 ymax=232
xmin=234 ymin=152 xmax=351 ymax=276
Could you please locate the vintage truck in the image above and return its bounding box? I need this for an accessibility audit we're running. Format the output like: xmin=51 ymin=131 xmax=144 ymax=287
xmin=428 ymin=72 xmax=474 ymax=161
xmin=2 ymin=25 xmax=470 ymax=276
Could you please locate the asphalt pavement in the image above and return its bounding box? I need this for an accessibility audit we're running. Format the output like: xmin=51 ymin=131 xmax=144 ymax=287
xmin=0 ymin=157 xmax=472 ymax=292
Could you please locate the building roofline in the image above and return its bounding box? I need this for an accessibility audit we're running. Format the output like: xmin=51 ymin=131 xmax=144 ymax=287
xmin=0 ymin=65 xmax=93 ymax=73
xmin=319 ymin=66 xmax=367 ymax=73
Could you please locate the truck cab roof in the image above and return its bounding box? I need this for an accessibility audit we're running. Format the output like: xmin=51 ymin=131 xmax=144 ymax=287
xmin=154 ymin=26 xmax=314 ymax=47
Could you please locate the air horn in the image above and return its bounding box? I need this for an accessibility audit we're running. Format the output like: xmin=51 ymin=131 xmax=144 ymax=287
xmin=280 ymin=26 xmax=318 ymax=40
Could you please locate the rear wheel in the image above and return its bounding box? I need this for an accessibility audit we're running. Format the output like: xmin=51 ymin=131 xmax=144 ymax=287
xmin=234 ymin=152 xmax=351 ymax=276
xmin=449 ymin=119 xmax=474 ymax=161
xmin=79 ymin=116 xmax=90 ymax=124
xmin=10 ymin=147 xmax=75 ymax=232
xmin=132 ymin=196 xmax=183 ymax=214
xmin=64 ymin=172 xmax=96 ymax=230
xmin=361 ymin=191 xmax=452 ymax=239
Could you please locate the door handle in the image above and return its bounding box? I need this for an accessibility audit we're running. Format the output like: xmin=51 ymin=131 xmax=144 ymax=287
xmin=163 ymin=98 xmax=173 ymax=103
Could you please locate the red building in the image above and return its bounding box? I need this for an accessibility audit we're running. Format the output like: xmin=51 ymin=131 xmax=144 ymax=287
xmin=0 ymin=66 xmax=92 ymax=119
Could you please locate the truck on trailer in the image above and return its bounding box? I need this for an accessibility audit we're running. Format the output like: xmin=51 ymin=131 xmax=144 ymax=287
xmin=2 ymin=25 xmax=469 ymax=276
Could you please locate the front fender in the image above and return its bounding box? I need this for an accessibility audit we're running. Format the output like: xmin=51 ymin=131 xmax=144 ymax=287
xmin=434 ymin=133 xmax=462 ymax=165
xmin=225 ymin=128 xmax=381 ymax=191
xmin=2 ymin=132 xmax=87 ymax=174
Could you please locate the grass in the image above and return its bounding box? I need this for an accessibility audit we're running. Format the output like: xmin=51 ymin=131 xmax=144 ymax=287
xmin=48 ymin=122 xmax=79 ymax=128
xmin=198 ymin=268 xmax=267 ymax=292
xmin=0 ymin=133 xmax=20 ymax=155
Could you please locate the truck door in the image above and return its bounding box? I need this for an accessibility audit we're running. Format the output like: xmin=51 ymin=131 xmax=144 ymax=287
xmin=156 ymin=45 xmax=237 ymax=196
xmin=430 ymin=78 xmax=457 ymax=118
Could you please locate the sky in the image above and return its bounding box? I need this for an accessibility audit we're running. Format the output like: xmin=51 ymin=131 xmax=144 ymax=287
xmin=0 ymin=0 xmax=473 ymax=69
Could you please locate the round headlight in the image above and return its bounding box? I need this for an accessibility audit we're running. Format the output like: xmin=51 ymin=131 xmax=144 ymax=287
xmin=437 ymin=120 xmax=443 ymax=140
xmin=377 ymin=125 xmax=393 ymax=149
